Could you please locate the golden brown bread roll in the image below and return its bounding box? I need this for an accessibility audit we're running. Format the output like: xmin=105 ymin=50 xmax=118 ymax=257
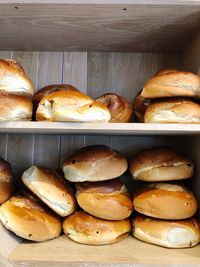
xmin=144 ymin=98 xmax=200 ymax=123
xmin=0 ymin=93 xmax=32 ymax=121
xmin=0 ymin=192 xmax=62 ymax=241
xmin=133 ymin=183 xmax=198 ymax=220
xmin=0 ymin=158 xmax=14 ymax=204
xmin=63 ymin=210 xmax=131 ymax=245
xmin=76 ymin=178 xmax=133 ymax=220
xmin=130 ymin=147 xmax=194 ymax=182
xmin=96 ymin=93 xmax=133 ymax=122
xmin=0 ymin=59 xmax=34 ymax=96
xmin=141 ymin=69 xmax=200 ymax=99
xmin=36 ymin=89 xmax=111 ymax=122
xmin=62 ymin=145 xmax=128 ymax=182
xmin=33 ymin=84 xmax=79 ymax=107
xmin=133 ymin=91 xmax=151 ymax=122
xmin=133 ymin=215 xmax=200 ymax=248
xmin=22 ymin=166 xmax=77 ymax=217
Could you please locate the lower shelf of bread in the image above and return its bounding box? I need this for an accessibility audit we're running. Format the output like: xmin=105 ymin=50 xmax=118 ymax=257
xmin=8 ymin=235 xmax=200 ymax=266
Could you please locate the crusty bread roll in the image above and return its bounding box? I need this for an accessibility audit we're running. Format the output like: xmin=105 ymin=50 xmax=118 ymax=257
xmin=96 ymin=93 xmax=133 ymax=122
xmin=0 ymin=158 xmax=14 ymax=204
xmin=133 ymin=183 xmax=198 ymax=219
xmin=141 ymin=69 xmax=200 ymax=99
xmin=62 ymin=145 xmax=128 ymax=182
xmin=63 ymin=210 xmax=131 ymax=245
xmin=133 ymin=215 xmax=200 ymax=248
xmin=0 ymin=59 xmax=34 ymax=95
xmin=144 ymin=98 xmax=200 ymax=123
xmin=130 ymin=147 xmax=193 ymax=182
xmin=0 ymin=93 xmax=32 ymax=121
xmin=33 ymin=84 xmax=79 ymax=107
xmin=133 ymin=91 xmax=151 ymax=122
xmin=36 ymin=89 xmax=111 ymax=122
xmin=76 ymin=178 xmax=133 ymax=220
xmin=22 ymin=166 xmax=77 ymax=217
xmin=0 ymin=192 xmax=62 ymax=241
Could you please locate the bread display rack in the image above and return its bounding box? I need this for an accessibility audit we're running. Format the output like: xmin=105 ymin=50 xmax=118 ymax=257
xmin=0 ymin=1 xmax=200 ymax=266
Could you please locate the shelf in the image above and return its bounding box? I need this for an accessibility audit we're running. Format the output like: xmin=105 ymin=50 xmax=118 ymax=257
xmin=9 ymin=235 xmax=200 ymax=266
xmin=1 ymin=122 xmax=200 ymax=135
xmin=0 ymin=2 xmax=199 ymax=52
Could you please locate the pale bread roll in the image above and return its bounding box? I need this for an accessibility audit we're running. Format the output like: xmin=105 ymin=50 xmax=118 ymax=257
xmin=62 ymin=145 xmax=128 ymax=182
xmin=130 ymin=147 xmax=193 ymax=182
xmin=133 ymin=215 xmax=200 ymax=248
xmin=141 ymin=69 xmax=200 ymax=99
xmin=22 ymin=166 xmax=77 ymax=217
xmin=0 ymin=59 xmax=34 ymax=95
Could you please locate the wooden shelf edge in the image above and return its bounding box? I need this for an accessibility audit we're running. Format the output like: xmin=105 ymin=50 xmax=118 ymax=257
xmin=1 ymin=0 xmax=200 ymax=5
xmin=0 ymin=122 xmax=200 ymax=135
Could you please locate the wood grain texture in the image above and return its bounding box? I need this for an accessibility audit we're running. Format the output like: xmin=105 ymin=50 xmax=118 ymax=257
xmin=0 ymin=4 xmax=199 ymax=52
xmin=0 ymin=51 xmax=11 ymax=160
xmin=6 ymin=52 xmax=38 ymax=177
xmin=34 ymin=52 xmax=63 ymax=168
xmin=59 ymin=52 xmax=87 ymax=166
xmin=182 ymin=33 xmax=200 ymax=74
xmin=9 ymin=236 xmax=200 ymax=266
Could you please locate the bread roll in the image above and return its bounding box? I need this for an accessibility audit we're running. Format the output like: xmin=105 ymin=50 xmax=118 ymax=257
xmin=144 ymin=98 xmax=200 ymax=123
xmin=133 ymin=215 xmax=200 ymax=248
xmin=36 ymin=90 xmax=111 ymax=122
xmin=33 ymin=84 xmax=79 ymax=107
xmin=0 ymin=158 xmax=14 ymax=204
xmin=76 ymin=179 xmax=133 ymax=220
xmin=133 ymin=91 xmax=151 ymax=122
xmin=63 ymin=210 xmax=131 ymax=245
xmin=130 ymin=147 xmax=193 ymax=182
xmin=141 ymin=69 xmax=200 ymax=99
xmin=0 ymin=59 xmax=34 ymax=95
xmin=62 ymin=145 xmax=128 ymax=182
xmin=22 ymin=166 xmax=77 ymax=217
xmin=0 ymin=93 xmax=32 ymax=121
xmin=133 ymin=183 xmax=198 ymax=219
xmin=0 ymin=192 xmax=62 ymax=241
xmin=96 ymin=93 xmax=133 ymax=122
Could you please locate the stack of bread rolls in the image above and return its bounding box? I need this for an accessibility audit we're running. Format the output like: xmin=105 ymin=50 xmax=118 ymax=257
xmin=62 ymin=145 xmax=133 ymax=245
xmin=0 ymin=59 xmax=34 ymax=121
xmin=130 ymin=147 xmax=200 ymax=248
xmin=133 ymin=69 xmax=200 ymax=123
xmin=34 ymin=85 xmax=133 ymax=123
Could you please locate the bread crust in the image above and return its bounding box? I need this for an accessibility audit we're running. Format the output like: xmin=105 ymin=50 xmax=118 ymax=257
xmin=96 ymin=93 xmax=133 ymax=122
xmin=76 ymin=179 xmax=133 ymax=220
xmin=133 ymin=215 xmax=200 ymax=248
xmin=0 ymin=192 xmax=62 ymax=241
xmin=63 ymin=210 xmax=131 ymax=245
xmin=22 ymin=166 xmax=77 ymax=217
xmin=130 ymin=147 xmax=193 ymax=182
xmin=141 ymin=69 xmax=200 ymax=98
xmin=0 ymin=59 xmax=34 ymax=95
xmin=144 ymin=98 xmax=200 ymax=123
xmin=0 ymin=158 xmax=14 ymax=204
xmin=62 ymin=145 xmax=128 ymax=182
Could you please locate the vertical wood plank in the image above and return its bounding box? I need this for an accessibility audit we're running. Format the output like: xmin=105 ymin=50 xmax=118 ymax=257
xmin=34 ymin=52 xmax=63 ymax=168
xmin=59 ymin=52 xmax=87 ymax=165
xmin=0 ymin=51 xmax=12 ymax=159
xmin=7 ymin=52 xmax=38 ymax=177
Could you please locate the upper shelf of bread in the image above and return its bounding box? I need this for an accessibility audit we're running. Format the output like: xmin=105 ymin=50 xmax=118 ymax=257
xmin=0 ymin=1 xmax=200 ymax=52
